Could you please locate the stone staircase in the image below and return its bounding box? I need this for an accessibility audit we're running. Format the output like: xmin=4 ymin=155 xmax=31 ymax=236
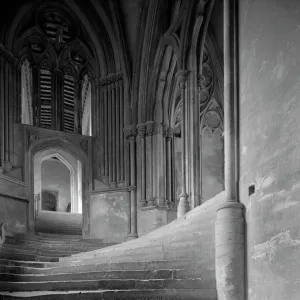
xmin=0 ymin=191 xmax=224 ymax=299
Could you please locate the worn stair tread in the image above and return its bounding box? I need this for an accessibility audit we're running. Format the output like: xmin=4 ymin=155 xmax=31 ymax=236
xmin=0 ymin=278 xmax=211 ymax=292
xmin=0 ymin=288 xmax=217 ymax=300
xmin=0 ymin=259 xmax=55 ymax=268
xmin=0 ymin=268 xmax=214 ymax=281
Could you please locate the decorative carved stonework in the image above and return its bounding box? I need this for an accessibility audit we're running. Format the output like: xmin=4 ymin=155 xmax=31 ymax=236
xmin=176 ymin=70 xmax=190 ymax=90
xmin=145 ymin=121 xmax=155 ymax=137
xmin=98 ymin=72 xmax=123 ymax=86
xmin=27 ymin=131 xmax=40 ymax=147
xmin=136 ymin=123 xmax=146 ymax=138
xmin=123 ymin=125 xmax=137 ymax=140
xmin=80 ymin=140 xmax=88 ymax=153
xmin=128 ymin=185 xmax=137 ymax=192
xmin=164 ymin=126 xmax=173 ymax=140
xmin=197 ymin=73 xmax=206 ymax=91
xmin=200 ymin=46 xmax=214 ymax=108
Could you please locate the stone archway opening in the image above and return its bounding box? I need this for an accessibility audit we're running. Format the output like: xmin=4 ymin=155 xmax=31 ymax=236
xmin=33 ymin=147 xmax=83 ymax=235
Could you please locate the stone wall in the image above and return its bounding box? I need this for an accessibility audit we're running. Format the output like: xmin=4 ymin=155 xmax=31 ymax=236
xmin=89 ymin=191 xmax=129 ymax=243
xmin=239 ymin=0 xmax=300 ymax=299
xmin=0 ymin=175 xmax=27 ymax=233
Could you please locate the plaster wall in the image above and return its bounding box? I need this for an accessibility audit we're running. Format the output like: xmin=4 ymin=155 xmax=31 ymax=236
xmin=239 ymin=0 xmax=300 ymax=299
xmin=41 ymin=160 xmax=71 ymax=212
xmin=89 ymin=191 xmax=129 ymax=243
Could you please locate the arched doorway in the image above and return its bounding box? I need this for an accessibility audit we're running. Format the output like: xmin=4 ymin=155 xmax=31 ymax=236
xmin=33 ymin=148 xmax=83 ymax=235
xmin=26 ymin=135 xmax=90 ymax=237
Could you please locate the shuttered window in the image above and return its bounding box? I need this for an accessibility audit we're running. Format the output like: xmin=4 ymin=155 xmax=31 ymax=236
xmin=63 ymin=75 xmax=75 ymax=132
xmin=40 ymin=69 xmax=52 ymax=128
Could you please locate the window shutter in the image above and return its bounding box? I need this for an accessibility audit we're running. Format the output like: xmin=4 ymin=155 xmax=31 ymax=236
xmin=40 ymin=69 xmax=52 ymax=128
xmin=63 ymin=75 xmax=75 ymax=132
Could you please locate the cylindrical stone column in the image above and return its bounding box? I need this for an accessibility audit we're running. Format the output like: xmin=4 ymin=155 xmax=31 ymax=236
xmin=116 ymin=80 xmax=120 ymax=184
xmin=215 ymin=0 xmax=245 ymax=299
xmin=176 ymin=70 xmax=190 ymax=218
xmin=120 ymin=80 xmax=125 ymax=182
xmin=124 ymin=125 xmax=138 ymax=240
xmin=108 ymin=83 xmax=113 ymax=184
xmin=111 ymin=80 xmax=117 ymax=187
xmin=165 ymin=127 xmax=173 ymax=206
xmin=137 ymin=123 xmax=147 ymax=207
xmin=103 ymin=83 xmax=109 ymax=179
xmin=145 ymin=121 xmax=155 ymax=206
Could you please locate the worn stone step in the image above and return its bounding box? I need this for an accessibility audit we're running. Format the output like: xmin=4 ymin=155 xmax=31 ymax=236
xmin=0 ymin=259 xmax=54 ymax=268
xmin=0 ymin=252 xmax=59 ymax=263
xmin=59 ymin=248 xmax=211 ymax=267
xmin=0 ymin=259 xmax=202 ymax=275
xmin=0 ymin=268 xmax=215 ymax=282
xmin=0 ymin=278 xmax=211 ymax=292
xmin=0 ymin=288 xmax=217 ymax=300
xmin=0 ymin=246 xmax=74 ymax=258
xmin=35 ymin=233 xmax=83 ymax=239
xmin=5 ymin=236 xmax=110 ymax=247
xmin=3 ymin=240 xmax=113 ymax=253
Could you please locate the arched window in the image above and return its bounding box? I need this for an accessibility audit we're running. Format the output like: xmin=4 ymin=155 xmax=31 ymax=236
xmin=81 ymin=74 xmax=92 ymax=136
xmin=21 ymin=59 xmax=33 ymax=125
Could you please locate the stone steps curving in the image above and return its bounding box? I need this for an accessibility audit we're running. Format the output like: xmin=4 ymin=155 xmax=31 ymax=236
xmin=0 ymin=191 xmax=224 ymax=299
xmin=0 ymin=288 xmax=217 ymax=300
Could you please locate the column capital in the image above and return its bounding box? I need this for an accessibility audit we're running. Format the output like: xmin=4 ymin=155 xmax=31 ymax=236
xmin=128 ymin=186 xmax=137 ymax=192
xmin=145 ymin=121 xmax=155 ymax=136
xmin=154 ymin=122 xmax=164 ymax=135
xmin=163 ymin=125 xmax=174 ymax=139
xmin=136 ymin=123 xmax=147 ymax=138
xmin=176 ymin=70 xmax=190 ymax=90
xmin=123 ymin=125 xmax=137 ymax=140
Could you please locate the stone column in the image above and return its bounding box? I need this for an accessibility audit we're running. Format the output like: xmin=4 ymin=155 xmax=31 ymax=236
xmin=165 ymin=127 xmax=173 ymax=206
xmin=137 ymin=123 xmax=147 ymax=207
xmin=215 ymin=0 xmax=245 ymax=299
xmin=53 ymin=69 xmax=63 ymax=131
xmin=111 ymin=80 xmax=117 ymax=187
xmin=124 ymin=125 xmax=138 ymax=240
xmin=145 ymin=121 xmax=155 ymax=206
xmin=176 ymin=70 xmax=190 ymax=218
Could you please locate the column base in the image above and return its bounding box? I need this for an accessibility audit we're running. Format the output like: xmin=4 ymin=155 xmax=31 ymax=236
xmin=177 ymin=193 xmax=190 ymax=218
xmin=147 ymin=198 xmax=156 ymax=207
xmin=140 ymin=199 xmax=147 ymax=207
xmin=127 ymin=233 xmax=138 ymax=240
xmin=215 ymin=201 xmax=245 ymax=300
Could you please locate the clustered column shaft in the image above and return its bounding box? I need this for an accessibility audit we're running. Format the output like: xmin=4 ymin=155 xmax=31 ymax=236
xmin=176 ymin=70 xmax=190 ymax=218
xmin=99 ymin=74 xmax=125 ymax=187
xmin=215 ymin=1 xmax=245 ymax=299
xmin=124 ymin=125 xmax=138 ymax=240
xmin=0 ymin=46 xmax=15 ymax=173
xmin=137 ymin=123 xmax=147 ymax=207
